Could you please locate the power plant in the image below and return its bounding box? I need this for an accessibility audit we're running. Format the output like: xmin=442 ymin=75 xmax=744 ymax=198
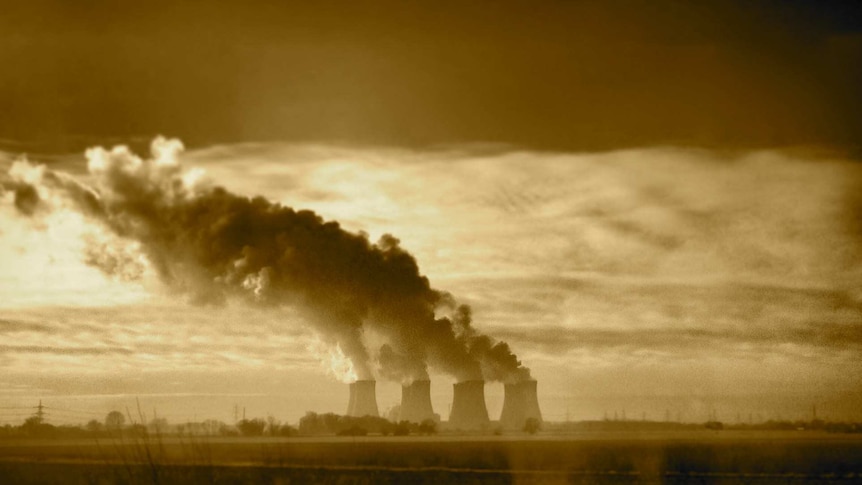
xmin=499 ymin=379 xmax=543 ymax=429
xmin=448 ymin=380 xmax=490 ymax=429
xmin=346 ymin=380 xmax=379 ymax=417
xmin=343 ymin=379 xmax=541 ymax=430
xmin=399 ymin=380 xmax=435 ymax=423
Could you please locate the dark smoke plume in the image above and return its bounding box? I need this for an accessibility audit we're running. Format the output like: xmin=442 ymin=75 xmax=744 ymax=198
xmin=14 ymin=184 xmax=39 ymax=215
xmin=5 ymin=138 xmax=531 ymax=383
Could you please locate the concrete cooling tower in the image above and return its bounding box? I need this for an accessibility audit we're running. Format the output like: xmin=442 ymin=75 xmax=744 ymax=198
xmin=522 ymin=379 xmax=542 ymax=424
xmin=500 ymin=379 xmax=543 ymax=429
xmin=399 ymin=380 xmax=435 ymax=423
xmin=346 ymin=380 xmax=379 ymax=417
xmin=448 ymin=380 xmax=489 ymax=429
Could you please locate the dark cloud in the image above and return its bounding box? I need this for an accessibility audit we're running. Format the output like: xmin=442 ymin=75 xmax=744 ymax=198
xmin=0 ymin=1 xmax=859 ymax=154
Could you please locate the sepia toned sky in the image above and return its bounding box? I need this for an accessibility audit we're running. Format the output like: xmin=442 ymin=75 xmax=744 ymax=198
xmin=2 ymin=0 xmax=861 ymax=154
xmin=1 ymin=1 xmax=861 ymax=425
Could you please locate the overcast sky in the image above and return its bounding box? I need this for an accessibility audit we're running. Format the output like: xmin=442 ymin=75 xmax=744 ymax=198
xmin=2 ymin=0 xmax=861 ymax=154
xmin=1 ymin=1 xmax=861 ymax=425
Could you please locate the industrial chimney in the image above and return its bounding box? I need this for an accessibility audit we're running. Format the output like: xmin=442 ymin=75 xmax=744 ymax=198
xmin=346 ymin=380 xmax=379 ymax=417
xmin=499 ymin=379 xmax=543 ymax=429
xmin=399 ymin=380 xmax=435 ymax=423
xmin=448 ymin=380 xmax=489 ymax=430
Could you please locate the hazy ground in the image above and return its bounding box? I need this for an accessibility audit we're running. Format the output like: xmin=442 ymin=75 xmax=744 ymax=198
xmin=1 ymin=430 xmax=861 ymax=484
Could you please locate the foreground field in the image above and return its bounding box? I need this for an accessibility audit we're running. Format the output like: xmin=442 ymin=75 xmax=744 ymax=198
xmin=1 ymin=431 xmax=861 ymax=484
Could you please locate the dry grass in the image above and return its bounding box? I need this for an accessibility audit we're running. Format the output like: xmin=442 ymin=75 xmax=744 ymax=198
xmin=0 ymin=432 xmax=861 ymax=484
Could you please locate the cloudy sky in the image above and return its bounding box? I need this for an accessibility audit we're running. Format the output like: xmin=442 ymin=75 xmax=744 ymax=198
xmin=1 ymin=1 xmax=861 ymax=425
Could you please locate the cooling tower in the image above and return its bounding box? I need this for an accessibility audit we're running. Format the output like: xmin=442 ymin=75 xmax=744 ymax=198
xmin=399 ymin=380 xmax=435 ymax=423
xmin=499 ymin=382 xmax=526 ymax=429
xmin=499 ymin=379 xmax=543 ymax=429
xmin=346 ymin=384 xmax=356 ymax=417
xmin=448 ymin=380 xmax=490 ymax=429
xmin=346 ymin=380 xmax=379 ymax=417
xmin=522 ymin=379 xmax=543 ymax=424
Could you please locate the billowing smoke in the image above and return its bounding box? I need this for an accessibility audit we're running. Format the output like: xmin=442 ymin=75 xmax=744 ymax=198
xmin=452 ymin=305 xmax=532 ymax=383
xmin=14 ymin=184 xmax=39 ymax=215
xmin=5 ymin=137 xmax=531 ymax=383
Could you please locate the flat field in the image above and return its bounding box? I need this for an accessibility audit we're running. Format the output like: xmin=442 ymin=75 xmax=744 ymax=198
xmin=1 ymin=431 xmax=861 ymax=484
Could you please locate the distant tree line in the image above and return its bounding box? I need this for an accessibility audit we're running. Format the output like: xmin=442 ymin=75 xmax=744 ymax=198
xmin=729 ymin=419 xmax=862 ymax=433
xmin=0 ymin=411 xmax=296 ymax=439
xmin=0 ymin=409 xmax=440 ymax=439
xmin=6 ymin=411 xmax=859 ymax=440
xmin=546 ymin=419 xmax=862 ymax=434
xmin=298 ymin=412 xmax=437 ymax=436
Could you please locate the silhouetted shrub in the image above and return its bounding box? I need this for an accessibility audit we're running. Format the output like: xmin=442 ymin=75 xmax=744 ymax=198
xmin=418 ymin=419 xmax=437 ymax=435
xmin=237 ymin=418 xmax=266 ymax=436
xmin=86 ymin=420 xmax=104 ymax=434
xmin=393 ymin=421 xmax=411 ymax=436
xmin=105 ymin=411 xmax=125 ymax=431
xmin=705 ymin=421 xmax=724 ymax=430
xmin=524 ymin=418 xmax=541 ymax=434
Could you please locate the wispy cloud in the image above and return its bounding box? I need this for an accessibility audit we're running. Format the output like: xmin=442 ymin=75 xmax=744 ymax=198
xmin=0 ymin=318 xmax=56 ymax=334
xmin=0 ymin=345 xmax=134 ymax=356
xmin=186 ymin=145 xmax=862 ymax=290
xmin=495 ymin=320 xmax=862 ymax=355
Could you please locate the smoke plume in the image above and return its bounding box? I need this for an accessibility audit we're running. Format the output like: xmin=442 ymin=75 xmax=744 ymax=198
xmin=5 ymin=137 xmax=531 ymax=383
